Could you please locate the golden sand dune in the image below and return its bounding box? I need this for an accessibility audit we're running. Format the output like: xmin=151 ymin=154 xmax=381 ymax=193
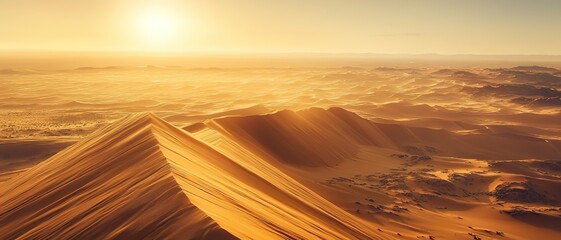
xmin=0 ymin=113 xmax=390 ymax=239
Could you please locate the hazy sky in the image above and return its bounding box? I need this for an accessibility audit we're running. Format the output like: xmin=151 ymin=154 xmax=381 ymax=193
xmin=1 ymin=0 xmax=560 ymax=54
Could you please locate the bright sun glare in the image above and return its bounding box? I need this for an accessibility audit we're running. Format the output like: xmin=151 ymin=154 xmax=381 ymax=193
xmin=137 ymin=7 xmax=179 ymax=44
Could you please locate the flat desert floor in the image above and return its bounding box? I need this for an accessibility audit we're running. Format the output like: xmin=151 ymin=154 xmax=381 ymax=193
xmin=1 ymin=65 xmax=561 ymax=239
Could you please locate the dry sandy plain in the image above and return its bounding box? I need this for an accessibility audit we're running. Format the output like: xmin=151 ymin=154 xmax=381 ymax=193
xmin=1 ymin=64 xmax=561 ymax=239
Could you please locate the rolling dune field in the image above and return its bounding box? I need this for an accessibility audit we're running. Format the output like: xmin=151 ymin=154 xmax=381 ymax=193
xmin=1 ymin=65 xmax=561 ymax=239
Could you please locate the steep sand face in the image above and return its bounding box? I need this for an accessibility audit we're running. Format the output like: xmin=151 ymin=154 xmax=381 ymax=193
xmin=209 ymin=109 xmax=360 ymax=167
xmin=0 ymin=114 xmax=232 ymax=239
xmin=0 ymin=113 xmax=390 ymax=239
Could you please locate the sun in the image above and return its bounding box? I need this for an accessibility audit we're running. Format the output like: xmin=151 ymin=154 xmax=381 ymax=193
xmin=137 ymin=7 xmax=179 ymax=44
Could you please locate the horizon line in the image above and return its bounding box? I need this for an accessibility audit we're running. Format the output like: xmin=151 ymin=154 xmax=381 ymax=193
xmin=2 ymin=49 xmax=561 ymax=57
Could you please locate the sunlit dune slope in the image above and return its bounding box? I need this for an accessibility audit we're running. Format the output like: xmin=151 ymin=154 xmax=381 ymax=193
xmin=0 ymin=114 xmax=233 ymax=239
xmin=0 ymin=113 xmax=388 ymax=239
xmin=202 ymin=107 xmax=561 ymax=164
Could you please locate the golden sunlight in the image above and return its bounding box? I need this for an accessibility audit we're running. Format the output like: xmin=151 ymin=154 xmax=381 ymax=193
xmin=135 ymin=6 xmax=181 ymax=46
xmin=2 ymin=1 xmax=561 ymax=240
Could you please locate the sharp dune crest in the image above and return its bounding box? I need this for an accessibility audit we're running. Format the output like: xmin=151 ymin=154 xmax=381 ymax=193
xmin=0 ymin=113 xmax=233 ymax=239
xmin=0 ymin=112 xmax=388 ymax=239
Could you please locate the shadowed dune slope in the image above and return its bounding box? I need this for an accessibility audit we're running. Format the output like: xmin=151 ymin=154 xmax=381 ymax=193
xmin=0 ymin=113 xmax=387 ymax=239
xmin=0 ymin=140 xmax=74 ymax=183
xmin=207 ymin=107 xmax=397 ymax=167
xmin=206 ymin=107 xmax=561 ymax=165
